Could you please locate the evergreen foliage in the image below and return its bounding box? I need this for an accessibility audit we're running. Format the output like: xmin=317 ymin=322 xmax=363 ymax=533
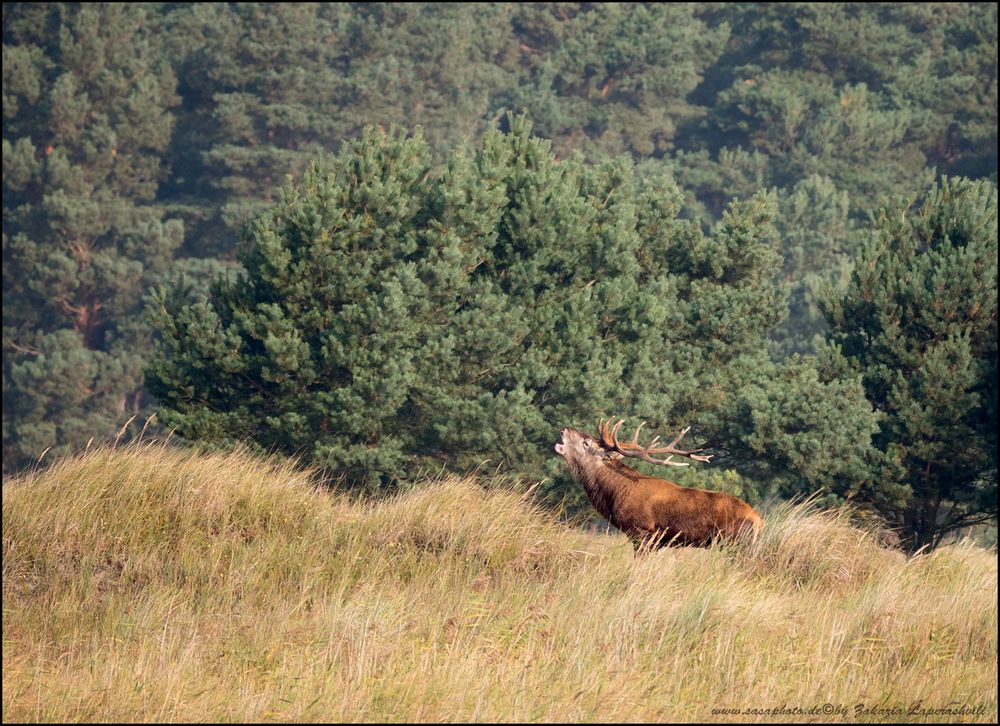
xmin=3 ymin=3 xmax=182 ymax=470
xmin=769 ymin=174 xmax=861 ymax=356
xmin=684 ymin=3 xmax=998 ymax=194
xmin=2 ymin=2 xmax=995 ymax=544
xmin=160 ymin=2 xmax=511 ymax=256
xmin=157 ymin=3 xmax=998 ymax=314
xmin=820 ymin=177 xmax=998 ymax=550
xmin=147 ymin=120 xmax=877 ymax=507
xmin=499 ymin=3 xmax=729 ymax=160
xmin=671 ymin=2 xmax=997 ymax=354
xmin=156 ymin=3 xmax=351 ymax=257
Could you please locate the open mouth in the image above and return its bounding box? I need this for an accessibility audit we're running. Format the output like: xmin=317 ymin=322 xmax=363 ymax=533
xmin=554 ymin=428 xmax=567 ymax=455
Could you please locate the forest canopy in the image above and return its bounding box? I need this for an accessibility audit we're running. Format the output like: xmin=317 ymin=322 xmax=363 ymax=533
xmin=3 ymin=2 xmax=997 ymax=549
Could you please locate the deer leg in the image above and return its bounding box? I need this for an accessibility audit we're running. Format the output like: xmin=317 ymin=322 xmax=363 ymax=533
xmin=629 ymin=527 xmax=665 ymax=556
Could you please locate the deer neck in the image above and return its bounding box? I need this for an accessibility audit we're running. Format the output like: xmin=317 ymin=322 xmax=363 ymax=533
xmin=567 ymin=456 xmax=638 ymax=521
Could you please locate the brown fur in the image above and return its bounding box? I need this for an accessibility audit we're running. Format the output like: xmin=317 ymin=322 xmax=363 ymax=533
xmin=556 ymin=427 xmax=763 ymax=549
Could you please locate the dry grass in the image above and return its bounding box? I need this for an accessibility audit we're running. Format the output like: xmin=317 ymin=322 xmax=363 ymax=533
xmin=3 ymin=444 xmax=997 ymax=722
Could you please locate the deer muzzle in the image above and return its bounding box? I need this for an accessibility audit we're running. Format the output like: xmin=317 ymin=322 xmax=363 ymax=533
xmin=554 ymin=428 xmax=568 ymax=455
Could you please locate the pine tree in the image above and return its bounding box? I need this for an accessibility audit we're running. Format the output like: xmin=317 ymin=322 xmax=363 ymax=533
xmin=159 ymin=2 xmax=511 ymax=258
xmin=820 ymin=177 xmax=998 ymax=551
xmin=146 ymin=127 xmax=453 ymax=486
xmin=668 ymin=2 xmax=996 ymax=355
xmin=147 ymin=118 xmax=877 ymax=508
xmin=336 ymin=3 xmax=512 ymax=154
xmin=191 ymin=3 xmax=351 ymax=245
xmin=692 ymin=2 xmax=997 ymax=183
xmin=500 ymin=3 xmax=728 ymax=160
xmin=2 ymin=3 xmax=182 ymax=471
xmin=769 ymin=174 xmax=863 ymax=357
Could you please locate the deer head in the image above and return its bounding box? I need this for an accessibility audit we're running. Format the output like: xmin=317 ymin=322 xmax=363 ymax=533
xmin=555 ymin=417 xmax=712 ymax=469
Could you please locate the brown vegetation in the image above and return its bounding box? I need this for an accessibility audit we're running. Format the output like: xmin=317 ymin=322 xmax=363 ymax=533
xmin=2 ymin=443 xmax=996 ymax=722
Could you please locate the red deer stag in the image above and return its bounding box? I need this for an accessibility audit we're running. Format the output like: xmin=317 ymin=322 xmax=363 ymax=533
xmin=555 ymin=418 xmax=763 ymax=549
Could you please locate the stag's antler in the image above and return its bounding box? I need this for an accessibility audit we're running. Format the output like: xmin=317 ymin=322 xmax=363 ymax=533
xmin=597 ymin=417 xmax=713 ymax=467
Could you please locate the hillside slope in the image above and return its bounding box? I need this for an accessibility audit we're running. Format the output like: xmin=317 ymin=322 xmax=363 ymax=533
xmin=3 ymin=445 xmax=997 ymax=722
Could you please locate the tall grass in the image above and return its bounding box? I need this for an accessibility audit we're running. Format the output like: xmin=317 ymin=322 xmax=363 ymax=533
xmin=3 ymin=444 xmax=997 ymax=722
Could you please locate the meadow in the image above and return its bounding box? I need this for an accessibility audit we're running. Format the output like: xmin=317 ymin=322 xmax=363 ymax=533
xmin=3 ymin=443 xmax=997 ymax=722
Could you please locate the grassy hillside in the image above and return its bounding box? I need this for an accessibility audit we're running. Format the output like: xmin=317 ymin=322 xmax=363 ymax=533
xmin=3 ymin=444 xmax=997 ymax=723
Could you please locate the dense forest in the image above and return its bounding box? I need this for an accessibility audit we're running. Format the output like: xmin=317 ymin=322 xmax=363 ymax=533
xmin=3 ymin=2 xmax=997 ymax=550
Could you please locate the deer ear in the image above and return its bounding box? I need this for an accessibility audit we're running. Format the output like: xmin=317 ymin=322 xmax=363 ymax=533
xmin=609 ymin=452 xmax=624 ymax=460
